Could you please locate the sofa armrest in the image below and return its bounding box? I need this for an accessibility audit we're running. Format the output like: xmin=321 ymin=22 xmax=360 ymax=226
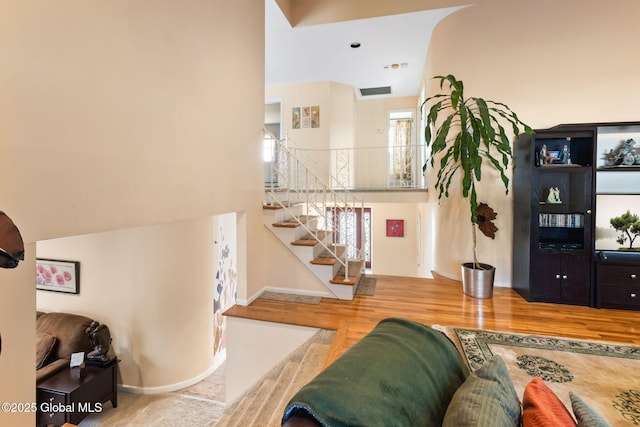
xmin=282 ymin=318 xmax=470 ymax=427
xmin=36 ymin=358 xmax=69 ymax=383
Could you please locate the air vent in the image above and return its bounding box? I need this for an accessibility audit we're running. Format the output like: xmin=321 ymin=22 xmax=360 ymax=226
xmin=359 ymin=86 xmax=391 ymax=97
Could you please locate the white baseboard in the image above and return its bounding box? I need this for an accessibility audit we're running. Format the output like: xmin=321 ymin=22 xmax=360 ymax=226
xmin=119 ymin=353 xmax=224 ymax=395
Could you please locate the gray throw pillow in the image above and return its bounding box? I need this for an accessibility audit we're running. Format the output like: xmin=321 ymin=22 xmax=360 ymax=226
xmin=570 ymin=392 xmax=612 ymax=427
xmin=443 ymin=355 xmax=521 ymax=427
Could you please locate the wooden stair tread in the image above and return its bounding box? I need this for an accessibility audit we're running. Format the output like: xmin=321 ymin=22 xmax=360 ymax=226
xmin=292 ymin=239 xmax=317 ymax=246
xmin=291 ymin=231 xmax=329 ymax=246
xmin=311 ymin=257 xmax=338 ymax=266
xmin=263 ymin=202 xmax=296 ymax=210
xmin=329 ymin=275 xmax=357 ymax=286
xmin=272 ymin=220 xmax=300 ymax=228
xmin=272 ymin=215 xmax=317 ymax=228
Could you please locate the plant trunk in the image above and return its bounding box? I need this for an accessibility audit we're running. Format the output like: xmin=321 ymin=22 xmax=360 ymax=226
xmin=472 ymin=222 xmax=479 ymax=269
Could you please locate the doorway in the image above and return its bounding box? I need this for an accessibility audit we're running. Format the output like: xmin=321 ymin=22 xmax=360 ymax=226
xmin=264 ymin=101 xmax=281 ymax=185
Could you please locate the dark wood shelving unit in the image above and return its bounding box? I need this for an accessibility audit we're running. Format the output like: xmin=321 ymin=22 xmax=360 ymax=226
xmin=513 ymin=124 xmax=595 ymax=305
xmin=513 ymin=121 xmax=640 ymax=309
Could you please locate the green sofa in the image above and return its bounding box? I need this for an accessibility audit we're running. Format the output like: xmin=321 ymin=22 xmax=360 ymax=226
xmin=281 ymin=318 xmax=615 ymax=427
xmin=281 ymin=318 xmax=472 ymax=427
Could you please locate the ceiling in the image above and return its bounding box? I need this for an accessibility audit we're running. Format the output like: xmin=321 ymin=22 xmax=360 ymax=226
xmin=265 ymin=0 xmax=466 ymax=99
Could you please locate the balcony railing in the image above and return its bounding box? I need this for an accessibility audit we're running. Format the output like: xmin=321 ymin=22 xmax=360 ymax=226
xmin=265 ymin=136 xmax=428 ymax=191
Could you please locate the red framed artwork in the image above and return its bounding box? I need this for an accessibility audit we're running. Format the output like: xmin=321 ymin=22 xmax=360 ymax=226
xmin=386 ymin=219 xmax=404 ymax=237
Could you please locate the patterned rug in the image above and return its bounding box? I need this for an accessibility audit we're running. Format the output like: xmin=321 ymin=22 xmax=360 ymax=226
xmin=442 ymin=327 xmax=640 ymax=426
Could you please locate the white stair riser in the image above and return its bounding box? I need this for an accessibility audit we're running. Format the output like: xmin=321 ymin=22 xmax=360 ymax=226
xmin=274 ymin=204 xmax=303 ymax=223
xmin=264 ymin=209 xmax=358 ymax=300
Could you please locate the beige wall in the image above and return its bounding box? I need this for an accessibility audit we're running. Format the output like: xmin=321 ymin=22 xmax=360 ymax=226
xmin=328 ymin=82 xmax=357 ymax=150
xmin=368 ymin=203 xmax=420 ymax=276
xmin=423 ymin=0 xmax=640 ymax=284
xmin=267 ymin=81 xmax=337 ymax=151
xmin=0 ymin=244 xmax=36 ymax=426
xmin=264 ymin=229 xmax=335 ymax=297
xmin=0 ymin=0 xmax=264 ymax=421
xmin=37 ymin=217 xmax=219 ymax=391
xmin=354 ymin=96 xmax=419 ymax=188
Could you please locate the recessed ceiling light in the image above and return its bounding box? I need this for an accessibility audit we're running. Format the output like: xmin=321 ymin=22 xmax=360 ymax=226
xmin=384 ymin=62 xmax=409 ymax=70
xmin=350 ymin=42 xmax=361 ymax=48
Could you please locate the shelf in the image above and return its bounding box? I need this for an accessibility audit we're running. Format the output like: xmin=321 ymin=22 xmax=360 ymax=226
xmin=597 ymin=166 xmax=640 ymax=172
xmin=538 ymin=243 xmax=584 ymax=250
xmin=535 ymin=166 xmax=591 ymax=172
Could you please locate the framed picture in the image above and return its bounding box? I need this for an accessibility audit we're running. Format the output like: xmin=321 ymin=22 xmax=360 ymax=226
xmin=386 ymin=219 xmax=404 ymax=237
xmin=311 ymin=105 xmax=320 ymax=128
xmin=36 ymin=259 xmax=80 ymax=294
xmin=292 ymin=107 xmax=300 ymax=129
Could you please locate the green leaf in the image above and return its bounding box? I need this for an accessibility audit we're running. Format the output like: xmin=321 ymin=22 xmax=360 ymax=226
xmin=421 ymin=74 xmax=530 ymax=233
xmin=475 ymin=98 xmax=495 ymax=143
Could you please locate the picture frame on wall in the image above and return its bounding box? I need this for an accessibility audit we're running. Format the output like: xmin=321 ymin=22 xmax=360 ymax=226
xmin=386 ymin=219 xmax=404 ymax=237
xmin=36 ymin=259 xmax=80 ymax=294
xmin=292 ymin=107 xmax=300 ymax=129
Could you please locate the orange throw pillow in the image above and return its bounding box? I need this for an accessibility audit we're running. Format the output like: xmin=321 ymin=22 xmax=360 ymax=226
xmin=522 ymin=377 xmax=577 ymax=427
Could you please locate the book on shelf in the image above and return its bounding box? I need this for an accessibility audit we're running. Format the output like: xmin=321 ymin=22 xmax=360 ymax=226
xmin=538 ymin=213 xmax=584 ymax=228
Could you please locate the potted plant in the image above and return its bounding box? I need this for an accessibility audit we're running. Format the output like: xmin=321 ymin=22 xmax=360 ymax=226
xmin=610 ymin=210 xmax=640 ymax=251
xmin=421 ymin=74 xmax=532 ymax=298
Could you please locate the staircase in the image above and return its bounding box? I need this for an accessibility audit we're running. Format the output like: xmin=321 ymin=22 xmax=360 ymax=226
xmin=263 ymin=202 xmax=364 ymax=300
xmin=214 ymin=329 xmax=334 ymax=427
xmin=263 ymin=130 xmax=366 ymax=300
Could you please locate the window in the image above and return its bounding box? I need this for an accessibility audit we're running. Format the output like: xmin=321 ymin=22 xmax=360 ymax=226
xmin=326 ymin=207 xmax=372 ymax=268
xmin=388 ymin=110 xmax=418 ymax=188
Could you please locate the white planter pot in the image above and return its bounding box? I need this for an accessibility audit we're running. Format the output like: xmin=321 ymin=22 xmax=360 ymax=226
xmin=461 ymin=262 xmax=495 ymax=299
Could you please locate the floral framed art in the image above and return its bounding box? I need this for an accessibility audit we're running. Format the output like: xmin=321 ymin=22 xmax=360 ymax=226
xmin=36 ymin=259 xmax=80 ymax=294
xmin=386 ymin=219 xmax=404 ymax=237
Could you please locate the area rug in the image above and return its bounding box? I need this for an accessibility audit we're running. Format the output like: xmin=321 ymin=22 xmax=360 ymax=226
xmin=79 ymin=393 xmax=225 ymax=427
xmin=257 ymin=291 xmax=321 ymax=305
xmin=442 ymin=327 xmax=640 ymax=426
xmin=356 ymin=276 xmax=376 ymax=296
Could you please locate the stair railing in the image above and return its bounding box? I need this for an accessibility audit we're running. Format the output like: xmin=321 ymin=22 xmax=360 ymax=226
xmin=265 ymin=130 xmax=364 ymax=282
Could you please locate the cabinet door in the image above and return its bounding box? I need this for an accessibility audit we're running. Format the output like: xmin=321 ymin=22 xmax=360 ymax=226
xmin=561 ymin=254 xmax=591 ymax=305
xmin=534 ymin=168 xmax=592 ymax=252
xmin=530 ymin=253 xmax=564 ymax=301
xmin=531 ymin=253 xmax=590 ymax=305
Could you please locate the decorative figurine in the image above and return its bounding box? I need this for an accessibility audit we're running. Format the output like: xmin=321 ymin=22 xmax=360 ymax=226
xmin=602 ymin=138 xmax=639 ymax=167
xmin=85 ymin=321 xmax=112 ymax=363
xmin=603 ymin=149 xmax=617 ymax=167
xmin=558 ymin=144 xmax=571 ymax=164
xmin=539 ymin=144 xmax=550 ymax=165
xmin=547 ymin=187 xmax=561 ymax=204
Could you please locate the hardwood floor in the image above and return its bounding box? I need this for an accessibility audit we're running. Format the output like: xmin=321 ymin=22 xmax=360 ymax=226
xmin=224 ymin=274 xmax=640 ymax=365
